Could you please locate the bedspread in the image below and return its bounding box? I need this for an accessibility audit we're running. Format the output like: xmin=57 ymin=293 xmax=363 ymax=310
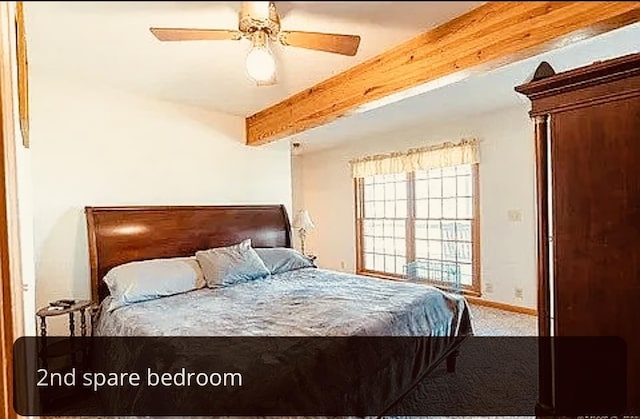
xmin=94 ymin=268 xmax=472 ymax=337
xmin=90 ymin=268 xmax=473 ymax=417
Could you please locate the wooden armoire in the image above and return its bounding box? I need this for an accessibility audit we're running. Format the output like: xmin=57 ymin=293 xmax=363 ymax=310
xmin=516 ymin=53 xmax=640 ymax=415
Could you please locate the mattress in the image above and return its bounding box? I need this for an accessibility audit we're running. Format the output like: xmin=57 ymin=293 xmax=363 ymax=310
xmin=94 ymin=267 xmax=473 ymax=337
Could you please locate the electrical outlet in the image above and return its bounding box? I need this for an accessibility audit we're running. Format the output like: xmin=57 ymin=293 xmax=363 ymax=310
xmin=515 ymin=287 xmax=524 ymax=299
xmin=508 ymin=210 xmax=522 ymax=222
xmin=485 ymin=282 xmax=493 ymax=293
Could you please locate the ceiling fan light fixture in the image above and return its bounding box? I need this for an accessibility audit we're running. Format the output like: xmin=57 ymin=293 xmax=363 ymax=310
xmin=246 ymin=31 xmax=276 ymax=83
xmin=150 ymin=2 xmax=362 ymax=86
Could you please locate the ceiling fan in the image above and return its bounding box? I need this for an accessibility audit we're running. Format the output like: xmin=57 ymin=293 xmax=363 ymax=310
xmin=150 ymin=2 xmax=361 ymax=85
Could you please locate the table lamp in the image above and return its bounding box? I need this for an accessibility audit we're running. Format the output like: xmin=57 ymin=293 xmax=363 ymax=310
xmin=293 ymin=209 xmax=315 ymax=255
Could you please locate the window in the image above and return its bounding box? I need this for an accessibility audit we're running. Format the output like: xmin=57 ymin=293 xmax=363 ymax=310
xmin=356 ymin=164 xmax=479 ymax=293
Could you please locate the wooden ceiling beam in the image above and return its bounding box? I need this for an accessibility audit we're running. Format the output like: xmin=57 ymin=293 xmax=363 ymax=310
xmin=246 ymin=2 xmax=640 ymax=146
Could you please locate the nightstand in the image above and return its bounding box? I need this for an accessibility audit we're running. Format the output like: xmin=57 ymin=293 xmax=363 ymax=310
xmin=36 ymin=299 xmax=94 ymax=337
xmin=35 ymin=299 xmax=96 ymax=412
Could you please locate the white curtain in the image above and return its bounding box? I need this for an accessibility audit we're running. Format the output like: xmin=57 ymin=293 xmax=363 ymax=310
xmin=349 ymin=138 xmax=479 ymax=178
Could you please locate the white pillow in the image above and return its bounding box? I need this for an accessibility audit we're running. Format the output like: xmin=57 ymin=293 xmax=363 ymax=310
xmin=103 ymin=256 xmax=205 ymax=312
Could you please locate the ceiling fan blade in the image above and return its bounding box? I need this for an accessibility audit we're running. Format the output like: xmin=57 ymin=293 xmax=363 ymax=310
xmin=279 ymin=31 xmax=360 ymax=56
xmin=150 ymin=28 xmax=242 ymax=42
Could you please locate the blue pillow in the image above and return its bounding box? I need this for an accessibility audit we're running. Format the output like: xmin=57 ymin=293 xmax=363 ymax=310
xmin=196 ymin=239 xmax=270 ymax=288
xmin=254 ymin=247 xmax=317 ymax=275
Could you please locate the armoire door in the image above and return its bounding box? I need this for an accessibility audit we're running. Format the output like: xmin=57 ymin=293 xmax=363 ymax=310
xmin=551 ymin=96 xmax=640 ymax=411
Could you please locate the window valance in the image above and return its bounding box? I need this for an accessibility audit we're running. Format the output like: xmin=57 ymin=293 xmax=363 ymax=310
xmin=349 ymin=138 xmax=479 ymax=178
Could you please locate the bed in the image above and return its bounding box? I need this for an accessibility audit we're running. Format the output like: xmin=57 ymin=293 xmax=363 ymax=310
xmin=85 ymin=204 xmax=473 ymax=416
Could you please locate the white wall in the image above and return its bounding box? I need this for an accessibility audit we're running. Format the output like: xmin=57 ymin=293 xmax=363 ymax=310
xmin=30 ymin=73 xmax=292 ymax=330
xmin=293 ymin=106 xmax=537 ymax=309
xmin=291 ymin=153 xmax=305 ymax=251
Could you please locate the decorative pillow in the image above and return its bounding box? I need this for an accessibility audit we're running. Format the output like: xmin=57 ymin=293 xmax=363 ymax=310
xmin=196 ymin=239 xmax=270 ymax=288
xmin=103 ymin=256 xmax=205 ymax=312
xmin=254 ymin=247 xmax=317 ymax=275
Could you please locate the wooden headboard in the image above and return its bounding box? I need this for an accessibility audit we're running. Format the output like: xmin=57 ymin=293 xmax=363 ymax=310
xmin=85 ymin=205 xmax=292 ymax=302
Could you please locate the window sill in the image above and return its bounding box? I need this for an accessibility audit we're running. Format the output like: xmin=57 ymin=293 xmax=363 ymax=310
xmin=357 ymin=270 xmax=481 ymax=297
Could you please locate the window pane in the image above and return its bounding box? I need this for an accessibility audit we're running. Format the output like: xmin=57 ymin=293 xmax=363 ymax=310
xmin=442 ymin=177 xmax=456 ymax=197
xmin=384 ymin=237 xmax=395 ymax=254
xmin=374 ymin=237 xmax=384 ymax=253
xmin=364 ymin=176 xmax=374 ymax=185
xmin=415 ymin=220 xmax=427 ymax=239
xmin=394 ymin=221 xmax=405 ymax=238
xmin=395 ymin=239 xmax=405 ymax=256
xmin=374 ymin=183 xmax=384 ymax=197
xmin=383 ymin=174 xmax=395 ymax=183
xmin=416 ymin=239 xmax=428 ymax=258
xmin=442 ymin=221 xmax=456 ymax=241
xmin=415 ymin=179 xmax=429 ymax=199
xmin=364 ymin=202 xmax=374 ymax=218
xmin=460 ymin=263 xmax=472 ymax=285
xmin=385 ymin=255 xmax=395 ymax=272
xmin=416 ymin=199 xmax=428 ymax=218
xmin=375 ymin=201 xmax=384 ymax=218
xmin=363 ymin=220 xmax=374 ymax=236
xmin=385 ymin=182 xmax=395 ymax=200
xmin=441 ymin=166 xmax=456 ymax=177
xmin=456 ymin=221 xmax=472 ymax=241
xmin=394 ymin=173 xmax=406 ymax=182
xmin=457 ymin=175 xmax=472 ymax=196
xmin=428 ymin=168 xmax=441 ymax=178
xmin=395 ymin=182 xmax=407 ymax=199
xmin=458 ymin=197 xmax=472 ymax=218
xmin=374 ymin=254 xmax=384 ymax=271
xmin=428 ymin=178 xmax=442 ymax=198
xmin=385 ymin=201 xmax=395 ymax=218
xmin=395 ymin=200 xmax=407 ymax=218
xmin=457 ymin=242 xmax=472 ymax=264
xmin=429 ymin=199 xmax=442 ymax=218
xmin=442 ymin=262 xmax=459 ymax=284
xmin=428 ymin=240 xmax=442 ymax=259
xmin=373 ymin=175 xmax=385 ymax=184
xmin=364 ymin=236 xmax=374 ymax=252
xmin=395 ymin=257 xmax=405 ymax=275
xmin=383 ymin=220 xmax=393 ymax=236
xmin=443 ymin=242 xmax=457 ymax=261
xmin=364 ymin=253 xmax=374 ymax=270
xmin=443 ymin=198 xmax=457 ymax=218
xmin=427 ymin=220 xmax=441 ymax=240
xmin=374 ymin=220 xmax=383 ymax=236
xmin=456 ymin=164 xmax=471 ymax=175
xmin=415 ymin=170 xmax=429 ymax=180
xmin=364 ymin=185 xmax=373 ymax=199
xmin=430 ymin=263 xmax=442 ymax=281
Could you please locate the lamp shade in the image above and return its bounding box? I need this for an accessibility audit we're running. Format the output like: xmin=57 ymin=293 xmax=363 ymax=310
xmin=293 ymin=210 xmax=315 ymax=231
xmin=246 ymin=30 xmax=276 ymax=83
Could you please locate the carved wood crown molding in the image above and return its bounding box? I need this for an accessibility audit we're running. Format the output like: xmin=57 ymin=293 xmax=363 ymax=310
xmin=515 ymin=52 xmax=640 ymax=99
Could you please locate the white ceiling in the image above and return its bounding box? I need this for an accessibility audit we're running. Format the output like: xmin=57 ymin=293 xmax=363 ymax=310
xmin=292 ymin=22 xmax=640 ymax=154
xmin=24 ymin=1 xmax=484 ymax=116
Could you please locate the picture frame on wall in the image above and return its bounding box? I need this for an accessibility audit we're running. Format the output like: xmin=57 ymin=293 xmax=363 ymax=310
xmin=16 ymin=1 xmax=29 ymax=148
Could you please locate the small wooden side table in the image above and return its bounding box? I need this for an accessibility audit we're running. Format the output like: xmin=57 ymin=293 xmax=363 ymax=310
xmin=36 ymin=300 xmax=93 ymax=337
xmin=35 ymin=300 xmax=95 ymax=411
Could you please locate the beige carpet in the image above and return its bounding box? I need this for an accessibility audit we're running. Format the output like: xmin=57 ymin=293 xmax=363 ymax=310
xmin=386 ymin=303 xmax=538 ymax=418
xmin=468 ymin=304 xmax=537 ymax=336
